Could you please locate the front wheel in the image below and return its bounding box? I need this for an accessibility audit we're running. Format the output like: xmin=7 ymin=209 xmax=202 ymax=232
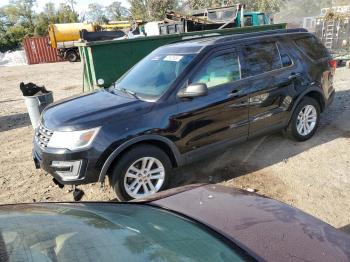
xmin=285 ymin=97 xmax=320 ymax=141
xmin=109 ymin=145 xmax=172 ymax=201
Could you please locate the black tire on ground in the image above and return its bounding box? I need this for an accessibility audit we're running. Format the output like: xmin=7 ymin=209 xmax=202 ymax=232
xmin=109 ymin=144 xmax=172 ymax=201
xmin=66 ymin=50 xmax=79 ymax=62
xmin=284 ymin=97 xmax=321 ymax=142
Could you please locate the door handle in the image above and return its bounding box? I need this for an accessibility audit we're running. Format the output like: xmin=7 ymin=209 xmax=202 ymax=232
xmin=288 ymin=72 xmax=301 ymax=80
xmin=228 ymin=90 xmax=241 ymax=98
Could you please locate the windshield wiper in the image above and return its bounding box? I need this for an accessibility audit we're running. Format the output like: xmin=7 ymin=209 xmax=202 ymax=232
xmin=115 ymin=86 xmax=140 ymax=100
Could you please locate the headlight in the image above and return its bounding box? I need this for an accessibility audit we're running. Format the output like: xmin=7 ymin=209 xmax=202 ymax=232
xmin=47 ymin=127 xmax=100 ymax=150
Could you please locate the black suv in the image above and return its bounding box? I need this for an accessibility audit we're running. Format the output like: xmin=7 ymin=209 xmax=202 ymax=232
xmin=33 ymin=29 xmax=335 ymax=200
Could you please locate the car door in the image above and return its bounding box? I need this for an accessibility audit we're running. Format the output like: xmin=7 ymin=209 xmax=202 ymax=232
xmin=240 ymin=40 xmax=297 ymax=137
xmin=173 ymin=49 xmax=250 ymax=159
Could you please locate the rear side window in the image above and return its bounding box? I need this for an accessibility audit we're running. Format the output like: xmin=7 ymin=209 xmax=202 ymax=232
xmin=191 ymin=52 xmax=241 ymax=89
xmin=281 ymin=53 xmax=293 ymax=67
xmin=295 ymin=36 xmax=329 ymax=60
xmin=241 ymin=42 xmax=282 ymax=77
xmin=277 ymin=43 xmax=293 ymax=67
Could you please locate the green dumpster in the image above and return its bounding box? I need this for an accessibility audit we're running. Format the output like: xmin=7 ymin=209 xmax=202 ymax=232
xmin=76 ymin=23 xmax=287 ymax=91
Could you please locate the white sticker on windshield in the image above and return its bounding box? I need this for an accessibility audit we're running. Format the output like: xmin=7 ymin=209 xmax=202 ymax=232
xmin=163 ymin=55 xmax=183 ymax=62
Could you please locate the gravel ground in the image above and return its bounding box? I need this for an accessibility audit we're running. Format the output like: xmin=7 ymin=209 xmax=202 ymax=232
xmin=0 ymin=62 xmax=349 ymax=233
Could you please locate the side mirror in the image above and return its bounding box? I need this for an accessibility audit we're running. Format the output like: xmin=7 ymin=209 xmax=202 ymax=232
xmin=178 ymin=83 xmax=208 ymax=98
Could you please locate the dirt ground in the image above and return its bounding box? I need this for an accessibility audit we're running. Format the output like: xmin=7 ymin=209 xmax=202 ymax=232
xmin=0 ymin=62 xmax=349 ymax=233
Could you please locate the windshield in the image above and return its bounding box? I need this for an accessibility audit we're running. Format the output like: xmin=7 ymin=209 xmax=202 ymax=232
xmin=113 ymin=51 xmax=196 ymax=100
xmin=0 ymin=203 xmax=249 ymax=262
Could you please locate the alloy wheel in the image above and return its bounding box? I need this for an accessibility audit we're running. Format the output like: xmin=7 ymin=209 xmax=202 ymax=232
xmin=296 ymin=105 xmax=317 ymax=136
xmin=124 ymin=157 xmax=165 ymax=199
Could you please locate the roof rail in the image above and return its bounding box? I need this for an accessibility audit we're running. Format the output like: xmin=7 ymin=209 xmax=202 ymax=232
xmin=212 ymin=28 xmax=308 ymax=44
xmin=169 ymin=26 xmax=306 ymax=45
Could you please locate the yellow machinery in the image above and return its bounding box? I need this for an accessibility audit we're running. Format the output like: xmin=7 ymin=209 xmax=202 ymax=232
xmin=48 ymin=21 xmax=142 ymax=62
xmin=48 ymin=23 xmax=96 ymax=62
xmin=48 ymin=23 xmax=96 ymax=49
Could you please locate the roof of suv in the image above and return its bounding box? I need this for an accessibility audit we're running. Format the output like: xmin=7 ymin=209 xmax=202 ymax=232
xmin=165 ymin=28 xmax=309 ymax=51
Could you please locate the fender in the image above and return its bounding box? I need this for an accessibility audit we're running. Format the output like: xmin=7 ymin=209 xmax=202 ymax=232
xmin=287 ymin=84 xmax=325 ymax=124
xmin=98 ymin=135 xmax=184 ymax=183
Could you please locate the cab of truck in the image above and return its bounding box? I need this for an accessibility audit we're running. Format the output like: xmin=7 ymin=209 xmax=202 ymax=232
xmin=240 ymin=12 xmax=272 ymax=27
xmin=191 ymin=5 xmax=272 ymax=27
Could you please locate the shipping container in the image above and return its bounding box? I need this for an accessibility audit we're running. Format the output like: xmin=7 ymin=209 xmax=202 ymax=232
xmin=23 ymin=36 xmax=63 ymax=65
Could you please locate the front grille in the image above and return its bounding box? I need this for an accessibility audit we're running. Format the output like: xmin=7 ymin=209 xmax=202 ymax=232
xmin=35 ymin=123 xmax=53 ymax=148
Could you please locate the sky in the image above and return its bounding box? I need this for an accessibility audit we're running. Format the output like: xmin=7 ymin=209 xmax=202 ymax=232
xmin=0 ymin=0 xmax=130 ymax=13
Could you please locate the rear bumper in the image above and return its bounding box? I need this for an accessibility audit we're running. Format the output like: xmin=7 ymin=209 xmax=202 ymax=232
xmin=32 ymin=142 xmax=101 ymax=185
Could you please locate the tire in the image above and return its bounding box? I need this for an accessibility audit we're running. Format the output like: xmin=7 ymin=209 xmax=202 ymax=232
xmin=285 ymin=97 xmax=320 ymax=141
xmin=109 ymin=144 xmax=172 ymax=201
xmin=66 ymin=51 xmax=78 ymax=62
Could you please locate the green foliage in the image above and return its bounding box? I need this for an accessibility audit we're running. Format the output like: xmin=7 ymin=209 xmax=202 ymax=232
xmin=57 ymin=3 xmax=79 ymax=23
xmin=0 ymin=0 xmax=79 ymax=51
xmin=86 ymin=3 xmax=109 ymax=23
xmin=8 ymin=0 xmax=36 ymax=31
xmin=0 ymin=0 xmax=36 ymax=51
xmin=85 ymin=1 xmax=130 ymax=22
xmin=107 ymin=2 xmax=130 ymax=21
xmin=242 ymin=0 xmax=286 ymax=13
xmin=128 ymin=0 xmax=178 ymax=20
xmin=186 ymin=0 xmax=222 ymax=10
xmin=128 ymin=0 xmax=150 ymax=20
xmin=149 ymin=0 xmax=178 ymax=20
xmin=274 ymin=0 xmax=336 ymax=23
xmin=0 ymin=24 xmax=28 ymax=52
xmin=183 ymin=0 xmax=286 ymax=13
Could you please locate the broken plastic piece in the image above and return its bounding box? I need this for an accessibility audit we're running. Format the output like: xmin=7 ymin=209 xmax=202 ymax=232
xmin=52 ymin=178 xmax=64 ymax=188
xmin=73 ymin=188 xmax=84 ymax=201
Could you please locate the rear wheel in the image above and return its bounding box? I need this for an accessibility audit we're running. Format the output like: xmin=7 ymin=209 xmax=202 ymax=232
xmin=285 ymin=97 xmax=320 ymax=141
xmin=66 ymin=50 xmax=79 ymax=62
xmin=109 ymin=145 xmax=171 ymax=201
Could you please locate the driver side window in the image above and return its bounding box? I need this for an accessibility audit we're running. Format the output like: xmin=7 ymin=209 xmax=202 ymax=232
xmin=191 ymin=52 xmax=241 ymax=89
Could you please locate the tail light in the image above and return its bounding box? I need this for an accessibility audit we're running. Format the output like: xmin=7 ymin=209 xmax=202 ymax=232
xmin=329 ymin=60 xmax=337 ymax=71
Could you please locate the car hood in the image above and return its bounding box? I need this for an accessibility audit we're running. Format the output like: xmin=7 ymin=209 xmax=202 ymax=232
xmin=148 ymin=184 xmax=350 ymax=262
xmin=42 ymin=89 xmax=151 ymax=131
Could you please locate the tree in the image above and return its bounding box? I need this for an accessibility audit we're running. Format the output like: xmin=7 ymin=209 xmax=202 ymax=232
xmin=128 ymin=0 xmax=150 ymax=20
xmin=274 ymin=0 xmax=341 ymax=23
xmin=6 ymin=0 xmax=36 ymax=32
xmin=128 ymin=0 xmax=177 ymax=20
xmin=0 ymin=0 xmax=80 ymax=51
xmin=43 ymin=2 xmax=57 ymax=24
xmin=66 ymin=0 xmax=77 ymax=12
xmin=34 ymin=2 xmax=58 ymax=35
xmin=107 ymin=1 xmax=130 ymax=21
xmin=186 ymin=0 xmax=221 ymax=10
xmin=57 ymin=3 xmax=79 ymax=23
xmin=86 ymin=3 xmax=109 ymax=23
xmin=149 ymin=0 xmax=178 ymax=20
xmin=186 ymin=0 xmax=286 ymax=12
xmin=0 ymin=0 xmax=36 ymax=51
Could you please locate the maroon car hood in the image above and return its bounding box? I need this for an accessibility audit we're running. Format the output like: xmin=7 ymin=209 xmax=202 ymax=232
xmin=149 ymin=185 xmax=350 ymax=262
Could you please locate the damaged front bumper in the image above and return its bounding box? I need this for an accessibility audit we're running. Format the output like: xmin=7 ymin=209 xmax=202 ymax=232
xmin=32 ymin=142 xmax=101 ymax=185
